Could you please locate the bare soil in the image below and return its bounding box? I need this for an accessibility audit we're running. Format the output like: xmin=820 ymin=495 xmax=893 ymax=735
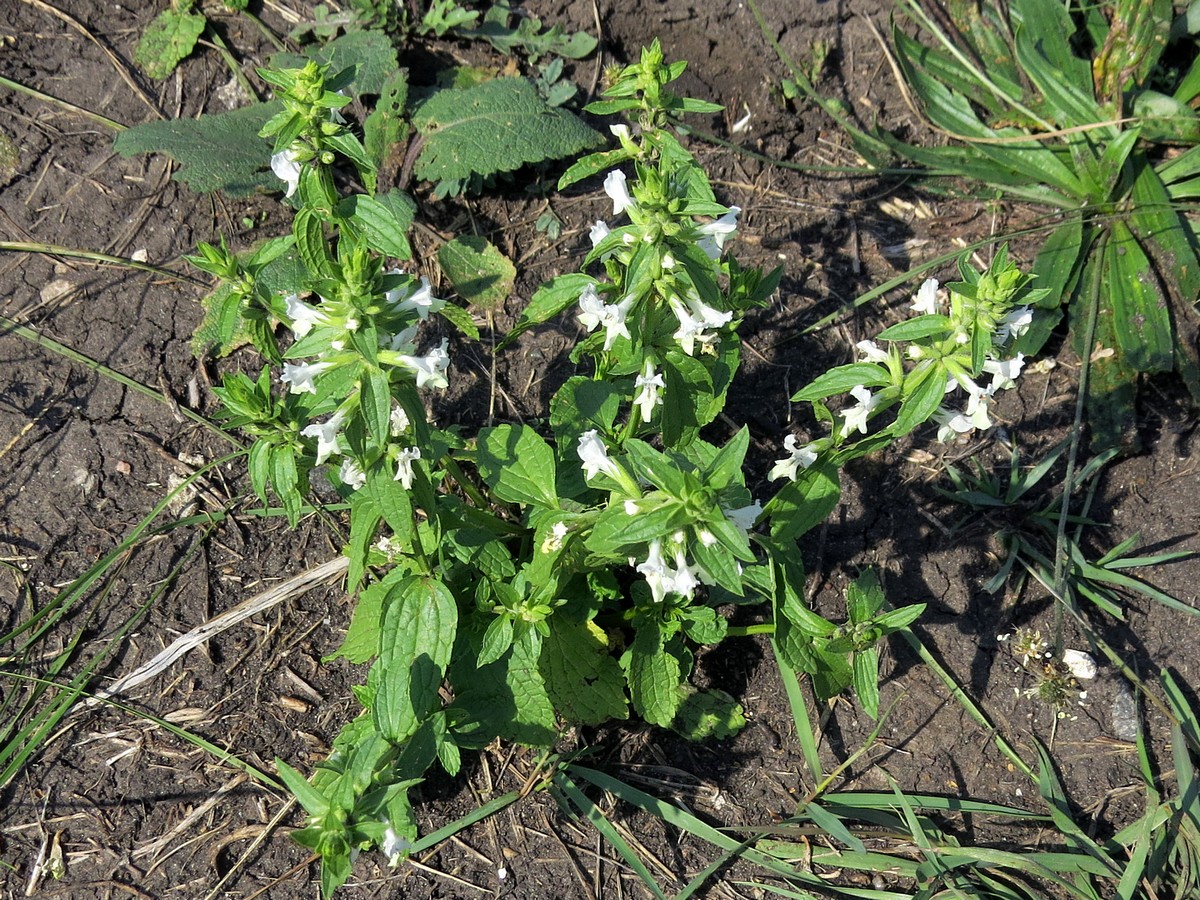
xmin=1 ymin=1 xmax=1198 ymax=898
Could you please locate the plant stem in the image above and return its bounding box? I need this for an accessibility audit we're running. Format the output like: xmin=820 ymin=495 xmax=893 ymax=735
xmin=726 ymin=623 xmax=773 ymax=637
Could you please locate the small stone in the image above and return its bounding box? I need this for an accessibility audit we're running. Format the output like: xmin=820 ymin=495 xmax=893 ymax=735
xmin=1111 ymin=678 xmax=1139 ymax=742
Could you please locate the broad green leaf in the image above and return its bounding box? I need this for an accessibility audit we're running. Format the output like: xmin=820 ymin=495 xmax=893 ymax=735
xmin=505 ymin=273 xmax=595 ymax=346
xmin=135 ymin=5 xmax=206 ymax=80
xmin=550 ymin=377 xmax=621 ymax=440
xmin=1130 ymin=159 xmax=1200 ymax=307
xmin=341 ymin=192 xmax=415 ymax=260
xmin=1105 ymin=220 xmax=1173 ymax=373
xmin=269 ymin=30 xmax=398 ymax=95
xmin=540 ymin=619 xmax=629 ymax=724
xmin=1012 ymin=17 xmax=1105 ymax=132
xmin=765 ymin=459 xmax=841 ymax=542
xmin=476 ymin=425 xmax=559 ymax=508
xmin=558 ymin=147 xmax=635 ymax=190
xmin=622 ymin=440 xmax=688 ymax=497
xmin=587 ymin=499 xmax=689 ymax=555
xmin=360 ymin=366 xmax=392 ymax=443
xmin=346 ymin=491 xmax=383 ymax=591
xmin=811 ymin=645 xmax=853 ymax=702
xmin=671 ymin=687 xmax=745 ymax=740
xmin=478 ymin=614 xmax=514 ymax=667
xmin=412 ymin=78 xmax=601 ymax=187
xmin=503 ymin=630 xmax=558 ymax=744
xmin=368 ymin=465 xmax=414 ymax=544
xmin=113 ymin=101 xmax=281 ymax=195
xmin=790 ymin=363 xmax=890 ymax=402
xmin=374 ymin=576 xmax=457 ymax=743
xmin=1018 ymin=216 xmax=1088 ymax=355
xmin=845 ymin=569 xmax=884 ymax=622
xmin=364 ymin=70 xmax=410 ymax=170
xmin=438 ymin=235 xmax=515 ymax=310
xmin=625 ymin=627 xmax=683 ymax=727
xmin=293 ymin=207 xmax=333 ymax=278
xmin=330 ymin=567 xmax=404 ymax=664
xmin=661 ymin=351 xmax=713 ymax=447
xmin=680 ymin=606 xmax=728 ymax=644
xmin=275 ymin=759 xmax=330 ymax=817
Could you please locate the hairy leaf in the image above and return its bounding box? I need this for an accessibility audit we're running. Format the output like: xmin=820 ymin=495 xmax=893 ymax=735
xmin=438 ymin=235 xmax=515 ymax=310
xmin=412 ymin=78 xmax=601 ymax=188
xmin=476 ymin=425 xmax=559 ymax=508
xmin=135 ymin=5 xmax=206 ymax=80
xmin=113 ymin=102 xmax=280 ymax=195
xmin=541 ymin=619 xmax=628 ymax=724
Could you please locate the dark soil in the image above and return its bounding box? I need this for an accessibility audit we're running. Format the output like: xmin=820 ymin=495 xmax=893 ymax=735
xmin=1 ymin=1 xmax=1198 ymax=898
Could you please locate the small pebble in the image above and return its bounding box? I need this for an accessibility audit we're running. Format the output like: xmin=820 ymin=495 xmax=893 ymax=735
xmin=1111 ymin=678 xmax=1139 ymax=741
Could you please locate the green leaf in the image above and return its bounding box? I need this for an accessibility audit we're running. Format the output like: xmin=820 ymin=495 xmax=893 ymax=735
xmin=845 ymin=569 xmax=884 ymax=622
xmin=364 ymin=70 xmax=410 ymax=170
xmin=671 ymin=687 xmax=745 ymax=740
xmin=625 ymin=626 xmax=684 ymax=727
xmin=503 ymin=629 xmax=558 ymax=744
xmin=293 ymin=207 xmax=333 ymax=278
xmin=766 ymin=459 xmax=841 ymax=542
xmin=438 ymin=235 xmax=516 ymax=310
xmin=367 ymin=465 xmax=414 ymax=544
xmin=331 ymin=566 xmax=403 ymax=663
xmin=852 ymin=648 xmax=880 ymax=719
xmin=893 ymin=363 xmax=947 ymax=436
xmin=412 ymin=78 xmax=601 ymax=187
xmin=550 ymin=377 xmax=621 ymax=439
xmin=476 ymin=425 xmax=559 ymax=508
xmin=558 ymin=147 xmax=635 ymax=190
xmin=275 ymin=758 xmax=330 ymax=817
xmin=113 ymin=102 xmax=281 ymax=195
xmin=587 ymin=500 xmax=688 ymax=555
xmin=341 ymin=192 xmax=415 ymax=260
xmin=790 ymin=363 xmax=890 ymax=402
xmin=478 ymin=614 xmax=514 ymax=666
xmin=1105 ymin=220 xmax=1173 ymax=373
xmin=269 ymin=30 xmax=398 ymax=96
xmin=374 ymin=576 xmax=457 ymax=743
xmin=876 ymin=314 xmax=952 ymax=342
xmin=540 ymin=619 xmax=629 ymax=724
xmin=135 ymin=5 xmax=207 ymax=80
xmin=505 ymin=273 xmax=596 ymax=346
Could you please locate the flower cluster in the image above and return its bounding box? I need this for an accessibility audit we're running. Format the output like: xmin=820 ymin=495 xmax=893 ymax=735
xmin=281 ymin=268 xmax=449 ymax=490
xmin=770 ymin=250 xmax=1041 ymax=483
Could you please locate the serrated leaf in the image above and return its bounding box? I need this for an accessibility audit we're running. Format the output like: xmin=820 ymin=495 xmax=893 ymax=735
xmin=766 ymin=459 xmax=841 ymax=542
xmin=503 ymin=630 xmax=557 ymax=744
xmin=331 ymin=566 xmax=406 ymax=663
xmin=852 ymin=648 xmax=880 ymax=719
xmin=671 ymin=687 xmax=745 ymax=740
xmin=269 ymin=30 xmax=398 ymax=96
xmin=374 ymin=576 xmax=457 ymax=744
xmin=434 ymin=301 xmax=480 ymax=340
xmin=412 ymin=78 xmax=601 ymax=187
xmin=476 ymin=425 xmax=559 ymax=508
xmin=135 ymin=6 xmax=206 ymax=80
xmin=114 ymin=102 xmax=281 ymax=195
xmin=550 ymin=377 xmax=621 ymax=440
xmin=877 ymin=314 xmax=952 ymax=342
xmin=478 ymin=614 xmax=514 ymax=667
xmin=438 ymin=235 xmax=515 ymax=310
xmin=341 ymin=191 xmax=415 ymax=260
xmin=365 ymin=70 xmax=410 ymax=169
xmin=625 ymin=627 xmax=683 ymax=727
xmin=368 ymin=465 xmax=414 ymax=543
xmin=541 ymin=619 xmax=628 ymax=724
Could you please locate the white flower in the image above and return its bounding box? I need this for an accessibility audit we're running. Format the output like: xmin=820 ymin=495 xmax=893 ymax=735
xmin=603 ymin=169 xmax=634 ymax=216
xmin=589 ymin=220 xmax=611 ymax=247
xmin=381 ymin=826 xmax=411 ymax=867
xmin=856 ymin=340 xmax=890 ymax=364
xmin=841 ymin=385 xmax=880 ymax=435
xmin=911 ymin=277 xmax=940 ymax=315
xmin=725 ymin=501 xmax=762 ymax=532
xmin=1063 ymin=649 xmax=1098 ymax=680
xmin=577 ymin=430 xmax=621 ymax=481
xmin=933 ymin=406 xmax=974 ymax=443
xmin=698 ymin=529 xmax=718 ymax=547
xmin=578 ymin=286 xmax=634 ymax=351
xmin=281 ymin=360 xmax=334 ymax=394
xmin=398 ymin=339 xmax=450 ymax=389
xmin=390 ymin=405 xmax=410 ymax=436
xmin=394 ymin=446 xmax=421 ymax=488
xmin=270 ymin=145 xmax=303 ymax=198
xmin=696 ymin=207 xmax=740 ymax=259
xmin=636 ymin=539 xmax=671 ymax=603
xmin=964 ymin=384 xmax=995 ymax=431
xmin=983 ymin=352 xmax=1026 ymax=392
xmin=610 ymin=123 xmax=631 ymax=141
xmin=284 ymin=293 xmax=329 ymax=338
xmin=996 ymin=306 xmax=1033 ymax=344
xmin=339 ymin=458 xmax=367 ymax=490
xmin=300 ymin=409 xmax=347 ymax=464
xmin=386 ymin=274 xmax=445 ymax=320
xmin=670 ymin=295 xmax=733 ymax=356
xmin=768 ymin=434 xmax=819 ymax=481
xmin=669 ymin=548 xmax=701 ymax=600
xmin=633 ymin=360 xmax=665 ymax=423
